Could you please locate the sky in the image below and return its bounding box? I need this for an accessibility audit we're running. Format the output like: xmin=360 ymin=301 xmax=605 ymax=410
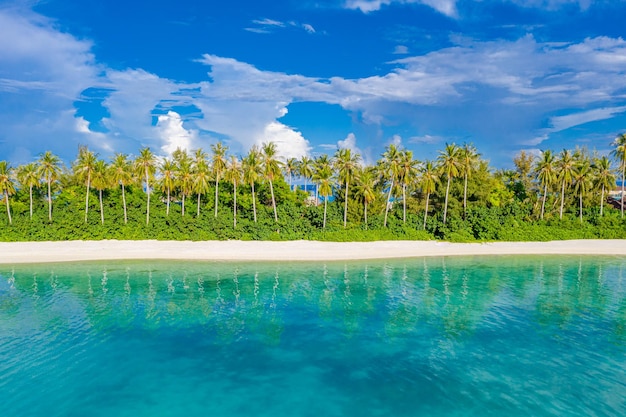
xmin=2 ymin=0 xmax=626 ymax=168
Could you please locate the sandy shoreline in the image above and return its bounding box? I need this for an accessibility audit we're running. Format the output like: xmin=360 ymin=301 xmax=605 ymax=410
xmin=0 ymin=239 xmax=625 ymax=264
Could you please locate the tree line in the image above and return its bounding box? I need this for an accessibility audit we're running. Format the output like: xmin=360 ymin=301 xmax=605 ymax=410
xmin=1 ymin=134 xmax=626 ymax=242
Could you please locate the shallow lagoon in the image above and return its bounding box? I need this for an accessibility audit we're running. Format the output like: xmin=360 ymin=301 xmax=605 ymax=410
xmin=1 ymin=256 xmax=626 ymax=416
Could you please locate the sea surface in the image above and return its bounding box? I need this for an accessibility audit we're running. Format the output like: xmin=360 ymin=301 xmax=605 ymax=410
xmin=1 ymin=256 xmax=626 ymax=416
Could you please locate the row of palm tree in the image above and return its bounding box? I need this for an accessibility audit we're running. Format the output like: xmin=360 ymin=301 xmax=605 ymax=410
xmin=1 ymin=136 xmax=626 ymax=229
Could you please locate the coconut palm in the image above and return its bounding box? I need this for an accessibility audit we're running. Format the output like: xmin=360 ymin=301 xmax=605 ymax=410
xmin=380 ymin=144 xmax=401 ymax=227
xmin=243 ymin=147 xmax=261 ymax=223
xmin=16 ymin=162 xmax=39 ymax=219
xmin=355 ymin=166 xmax=377 ymax=228
xmin=571 ymin=159 xmax=592 ymax=223
xmin=459 ymin=143 xmax=479 ymax=219
xmin=334 ymin=148 xmax=361 ymax=227
xmin=211 ymin=142 xmax=228 ymax=218
xmin=398 ymin=149 xmax=419 ymax=223
xmin=316 ymin=165 xmax=334 ymax=229
xmin=134 ymin=147 xmax=156 ymax=225
xmin=535 ymin=150 xmax=557 ymax=220
xmin=37 ymin=151 xmax=62 ymax=222
xmin=159 ymin=158 xmax=176 ymax=217
xmin=437 ymin=143 xmax=461 ymax=224
xmin=177 ymin=157 xmax=193 ymax=217
xmin=298 ymin=155 xmax=314 ymax=197
xmin=0 ymin=161 xmax=15 ymax=225
xmin=611 ymin=133 xmax=626 ymax=218
xmin=193 ymin=159 xmax=211 ymax=218
xmin=284 ymin=157 xmax=298 ymax=191
xmin=261 ymin=142 xmax=282 ymax=222
xmin=91 ymin=160 xmax=109 ymax=224
xmin=111 ymin=153 xmax=133 ymax=224
xmin=224 ymin=155 xmax=242 ymax=228
xmin=73 ymin=146 xmax=97 ymax=223
xmin=557 ymin=149 xmax=575 ymax=220
xmin=593 ymin=156 xmax=615 ymax=217
xmin=313 ymin=155 xmax=331 ymax=206
xmin=420 ymin=160 xmax=439 ymax=230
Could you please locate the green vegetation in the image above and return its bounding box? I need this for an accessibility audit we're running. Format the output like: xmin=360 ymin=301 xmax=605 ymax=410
xmin=2 ymin=138 xmax=626 ymax=242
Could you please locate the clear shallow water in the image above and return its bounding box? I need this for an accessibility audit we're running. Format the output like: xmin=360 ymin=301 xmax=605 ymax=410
xmin=1 ymin=256 xmax=626 ymax=417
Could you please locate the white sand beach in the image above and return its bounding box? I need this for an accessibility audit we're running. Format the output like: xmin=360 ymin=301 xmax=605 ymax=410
xmin=0 ymin=239 xmax=625 ymax=264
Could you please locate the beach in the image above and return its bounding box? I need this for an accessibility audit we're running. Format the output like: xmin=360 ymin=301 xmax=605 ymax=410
xmin=0 ymin=239 xmax=625 ymax=264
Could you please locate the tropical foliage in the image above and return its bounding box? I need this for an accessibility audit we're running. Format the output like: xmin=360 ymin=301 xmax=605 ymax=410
xmin=1 ymin=137 xmax=626 ymax=242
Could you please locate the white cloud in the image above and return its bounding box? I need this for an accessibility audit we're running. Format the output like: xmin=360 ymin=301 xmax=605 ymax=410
xmin=409 ymin=134 xmax=444 ymax=144
xmin=390 ymin=134 xmax=403 ymax=147
xmin=393 ymin=45 xmax=409 ymax=55
xmin=344 ymin=0 xmax=458 ymax=17
xmin=302 ymin=23 xmax=316 ymax=34
xmin=156 ymin=111 xmax=198 ymax=156
xmin=258 ymin=122 xmax=311 ymax=159
xmin=549 ymin=106 xmax=626 ymax=132
xmin=245 ymin=18 xmax=317 ymax=35
xmin=75 ymin=117 xmax=114 ymax=152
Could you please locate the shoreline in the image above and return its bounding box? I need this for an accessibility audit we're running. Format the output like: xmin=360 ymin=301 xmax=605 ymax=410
xmin=0 ymin=239 xmax=626 ymax=264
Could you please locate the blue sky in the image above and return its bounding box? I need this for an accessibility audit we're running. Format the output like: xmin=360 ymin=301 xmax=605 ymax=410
xmin=2 ymin=0 xmax=626 ymax=167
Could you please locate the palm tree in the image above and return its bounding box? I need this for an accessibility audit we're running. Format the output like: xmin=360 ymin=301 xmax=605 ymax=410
xmin=459 ymin=143 xmax=479 ymax=219
xmin=37 ymin=151 xmax=62 ymax=222
xmin=225 ymin=156 xmax=242 ymax=228
xmin=298 ymin=155 xmax=314 ymax=197
xmin=535 ymin=150 xmax=557 ymax=220
xmin=261 ymin=142 xmax=282 ymax=222
xmin=420 ymin=160 xmax=439 ymax=230
xmin=211 ymin=142 xmax=228 ymax=218
xmin=557 ymin=149 xmax=575 ymax=220
xmin=134 ymin=147 xmax=156 ymax=225
xmin=380 ymin=144 xmax=401 ymax=227
xmin=437 ymin=143 xmax=461 ymax=224
xmin=111 ymin=153 xmax=133 ymax=224
xmin=0 ymin=161 xmax=15 ymax=225
xmin=313 ymin=155 xmax=331 ymax=206
xmin=193 ymin=159 xmax=211 ymax=218
xmin=284 ymin=157 xmax=298 ymax=191
xmin=593 ymin=156 xmax=615 ymax=217
xmin=611 ymin=133 xmax=626 ymax=218
xmin=572 ymin=159 xmax=592 ymax=223
xmin=334 ymin=148 xmax=361 ymax=227
xmin=355 ymin=166 xmax=377 ymax=228
xmin=316 ymin=165 xmax=334 ymax=229
xmin=16 ymin=162 xmax=39 ymax=219
xmin=243 ymin=147 xmax=261 ymax=223
xmin=73 ymin=146 xmax=97 ymax=223
xmin=91 ymin=160 xmax=109 ymax=224
xmin=398 ymin=149 xmax=419 ymax=223
xmin=177 ymin=157 xmax=193 ymax=217
xmin=159 ymin=158 xmax=176 ymax=217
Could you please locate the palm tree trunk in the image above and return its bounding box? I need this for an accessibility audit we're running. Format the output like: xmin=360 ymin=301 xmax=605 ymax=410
xmin=5 ymin=193 xmax=11 ymax=225
xmin=29 ymin=185 xmax=33 ymax=220
xmin=344 ymin=180 xmax=349 ymax=228
xmin=122 ymin=184 xmax=127 ymax=224
xmin=166 ymin=187 xmax=170 ymax=216
xmin=600 ymin=185 xmax=605 ymax=217
xmin=84 ymin=173 xmax=91 ymax=223
xmin=251 ymin=182 xmax=257 ymax=223
xmin=579 ymin=193 xmax=583 ymax=223
xmin=621 ymin=164 xmax=625 ymax=218
xmin=270 ymin=180 xmax=278 ymax=222
xmin=99 ymin=189 xmax=104 ymax=225
xmin=364 ymin=202 xmax=368 ymax=230
xmin=443 ymin=176 xmax=451 ymax=224
xmin=423 ymin=192 xmax=430 ymax=230
xmin=463 ymin=173 xmax=468 ymax=220
xmin=541 ymin=184 xmax=547 ymax=220
xmin=233 ymin=183 xmax=237 ymax=228
xmin=182 ymin=194 xmax=186 ymax=216
xmin=214 ymin=178 xmax=219 ymax=218
xmin=315 ymin=183 xmax=319 ymax=206
xmin=384 ymin=180 xmax=394 ymax=228
xmin=323 ymin=197 xmax=328 ymax=229
xmin=559 ymin=180 xmax=565 ymax=220
xmin=402 ymin=183 xmax=406 ymax=223
xmin=145 ymin=168 xmax=150 ymax=225
xmin=47 ymin=178 xmax=52 ymax=222
xmin=197 ymin=193 xmax=201 ymax=217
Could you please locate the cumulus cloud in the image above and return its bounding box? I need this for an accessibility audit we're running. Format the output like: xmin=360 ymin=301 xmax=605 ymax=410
xmin=258 ymin=122 xmax=311 ymax=159
xmin=156 ymin=111 xmax=198 ymax=156
xmin=343 ymin=0 xmax=458 ymax=17
xmin=75 ymin=117 xmax=114 ymax=152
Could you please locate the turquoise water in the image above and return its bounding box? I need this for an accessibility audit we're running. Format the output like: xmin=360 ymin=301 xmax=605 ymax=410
xmin=1 ymin=256 xmax=626 ymax=416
